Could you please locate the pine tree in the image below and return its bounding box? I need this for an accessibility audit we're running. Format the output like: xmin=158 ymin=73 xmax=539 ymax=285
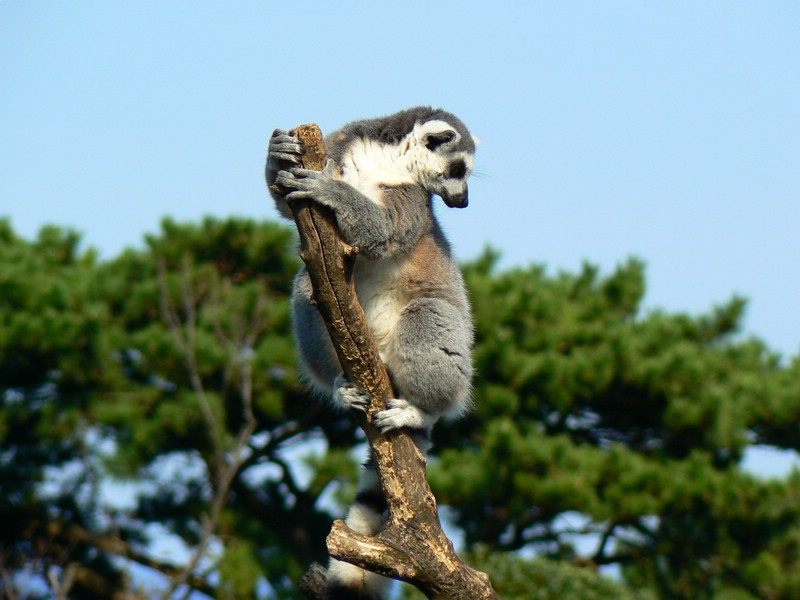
xmin=2 ymin=218 xmax=799 ymax=599
xmin=431 ymin=251 xmax=800 ymax=599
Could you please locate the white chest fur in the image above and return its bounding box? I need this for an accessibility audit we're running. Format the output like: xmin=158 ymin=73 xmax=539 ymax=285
xmin=335 ymin=137 xmax=419 ymax=362
xmin=338 ymin=138 xmax=414 ymax=204
xmin=354 ymin=257 xmax=407 ymax=364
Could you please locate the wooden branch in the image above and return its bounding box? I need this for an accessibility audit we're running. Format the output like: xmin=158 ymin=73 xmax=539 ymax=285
xmin=37 ymin=519 xmax=216 ymax=597
xmin=288 ymin=124 xmax=499 ymax=599
xmin=157 ymin=263 xmax=258 ymax=600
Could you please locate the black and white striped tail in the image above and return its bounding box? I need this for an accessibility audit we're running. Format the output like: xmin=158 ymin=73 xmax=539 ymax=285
xmin=325 ymin=453 xmax=391 ymax=599
xmin=325 ymin=430 xmax=432 ymax=599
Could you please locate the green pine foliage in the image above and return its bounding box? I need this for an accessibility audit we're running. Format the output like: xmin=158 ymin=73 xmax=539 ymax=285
xmin=400 ymin=549 xmax=656 ymax=600
xmin=2 ymin=217 xmax=800 ymax=599
xmin=0 ymin=219 xmax=128 ymax=598
xmin=431 ymin=250 xmax=800 ymax=598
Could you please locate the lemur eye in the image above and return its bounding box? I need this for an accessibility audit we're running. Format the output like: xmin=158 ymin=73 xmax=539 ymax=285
xmin=425 ymin=130 xmax=456 ymax=151
xmin=447 ymin=160 xmax=467 ymax=179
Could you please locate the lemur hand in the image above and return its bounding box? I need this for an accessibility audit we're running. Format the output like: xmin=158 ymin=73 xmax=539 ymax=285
xmin=275 ymin=161 xmax=340 ymax=208
xmin=268 ymin=129 xmax=304 ymax=166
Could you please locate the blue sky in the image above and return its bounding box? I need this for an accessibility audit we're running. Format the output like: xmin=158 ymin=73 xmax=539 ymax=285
xmin=2 ymin=1 xmax=798 ymax=358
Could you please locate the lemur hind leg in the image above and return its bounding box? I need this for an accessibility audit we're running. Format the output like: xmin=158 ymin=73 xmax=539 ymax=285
xmin=334 ymin=296 xmax=473 ymax=439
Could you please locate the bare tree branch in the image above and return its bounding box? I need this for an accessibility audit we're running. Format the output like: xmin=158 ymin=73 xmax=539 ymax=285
xmin=157 ymin=262 xmax=259 ymax=600
xmin=26 ymin=519 xmax=216 ymax=597
xmin=47 ymin=563 xmax=77 ymax=600
xmin=158 ymin=258 xmax=225 ymax=474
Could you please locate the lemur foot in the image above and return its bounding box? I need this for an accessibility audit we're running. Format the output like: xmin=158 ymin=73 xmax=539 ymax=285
xmin=333 ymin=376 xmax=436 ymax=433
xmin=373 ymin=399 xmax=437 ymax=433
xmin=333 ymin=374 xmax=371 ymax=414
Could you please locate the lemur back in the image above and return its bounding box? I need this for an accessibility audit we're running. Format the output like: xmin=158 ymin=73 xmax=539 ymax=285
xmin=266 ymin=106 xmax=476 ymax=600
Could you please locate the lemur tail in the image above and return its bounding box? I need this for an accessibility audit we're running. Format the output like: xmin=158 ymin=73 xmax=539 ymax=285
xmin=325 ymin=432 xmax=432 ymax=600
xmin=325 ymin=453 xmax=392 ymax=600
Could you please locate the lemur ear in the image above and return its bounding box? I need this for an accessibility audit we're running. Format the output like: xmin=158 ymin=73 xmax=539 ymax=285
xmin=424 ymin=129 xmax=457 ymax=151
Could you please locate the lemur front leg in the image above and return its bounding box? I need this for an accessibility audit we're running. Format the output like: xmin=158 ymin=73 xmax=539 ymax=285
xmin=275 ymin=166 xmax=396 ymax=259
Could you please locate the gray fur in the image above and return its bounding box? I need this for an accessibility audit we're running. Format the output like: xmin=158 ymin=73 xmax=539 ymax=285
xmin=325 ymin=106 xmax=476 ymax=160
xmin=265 ymin=107 xmax=476 ymax=599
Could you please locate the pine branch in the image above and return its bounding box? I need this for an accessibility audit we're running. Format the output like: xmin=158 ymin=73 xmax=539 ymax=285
xmin=157 ymin=264 xmax=258 ymax=600
xmin=35 ymin=519 xmax=216 ymax=597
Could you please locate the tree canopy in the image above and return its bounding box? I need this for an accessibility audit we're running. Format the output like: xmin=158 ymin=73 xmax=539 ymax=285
xmin=1 ymin=217 xmax=799 ymax=599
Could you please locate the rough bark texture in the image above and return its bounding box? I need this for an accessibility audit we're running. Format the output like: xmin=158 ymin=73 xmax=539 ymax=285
xmin=288 ymin=124 xmax=500 ymax=599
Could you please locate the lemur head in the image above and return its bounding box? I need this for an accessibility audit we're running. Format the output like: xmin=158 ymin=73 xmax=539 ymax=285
xmin=330 ymin=107 xmax=477 ymax=208
xmin=408 ymin=112 xmax=477 ymax=209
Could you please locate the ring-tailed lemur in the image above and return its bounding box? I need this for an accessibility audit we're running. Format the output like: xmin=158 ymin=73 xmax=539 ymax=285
xmin=266 ymin=107 xmax=476 ymax=600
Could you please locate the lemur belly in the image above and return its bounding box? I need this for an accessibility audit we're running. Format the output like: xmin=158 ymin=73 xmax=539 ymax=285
xmin=354 ymin=257 xmax=407 ymax=365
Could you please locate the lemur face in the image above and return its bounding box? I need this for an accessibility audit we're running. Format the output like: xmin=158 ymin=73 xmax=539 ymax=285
xmin=411 ymin=120 xmax=476 ymax=209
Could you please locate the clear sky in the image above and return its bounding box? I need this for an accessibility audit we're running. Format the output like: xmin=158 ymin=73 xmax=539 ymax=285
xmin=2 ymin=1 xmax=798 ymax=358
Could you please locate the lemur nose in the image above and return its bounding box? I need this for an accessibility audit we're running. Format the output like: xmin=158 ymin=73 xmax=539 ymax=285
xmin=443 ymin=190 xmax=468 ymax=208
